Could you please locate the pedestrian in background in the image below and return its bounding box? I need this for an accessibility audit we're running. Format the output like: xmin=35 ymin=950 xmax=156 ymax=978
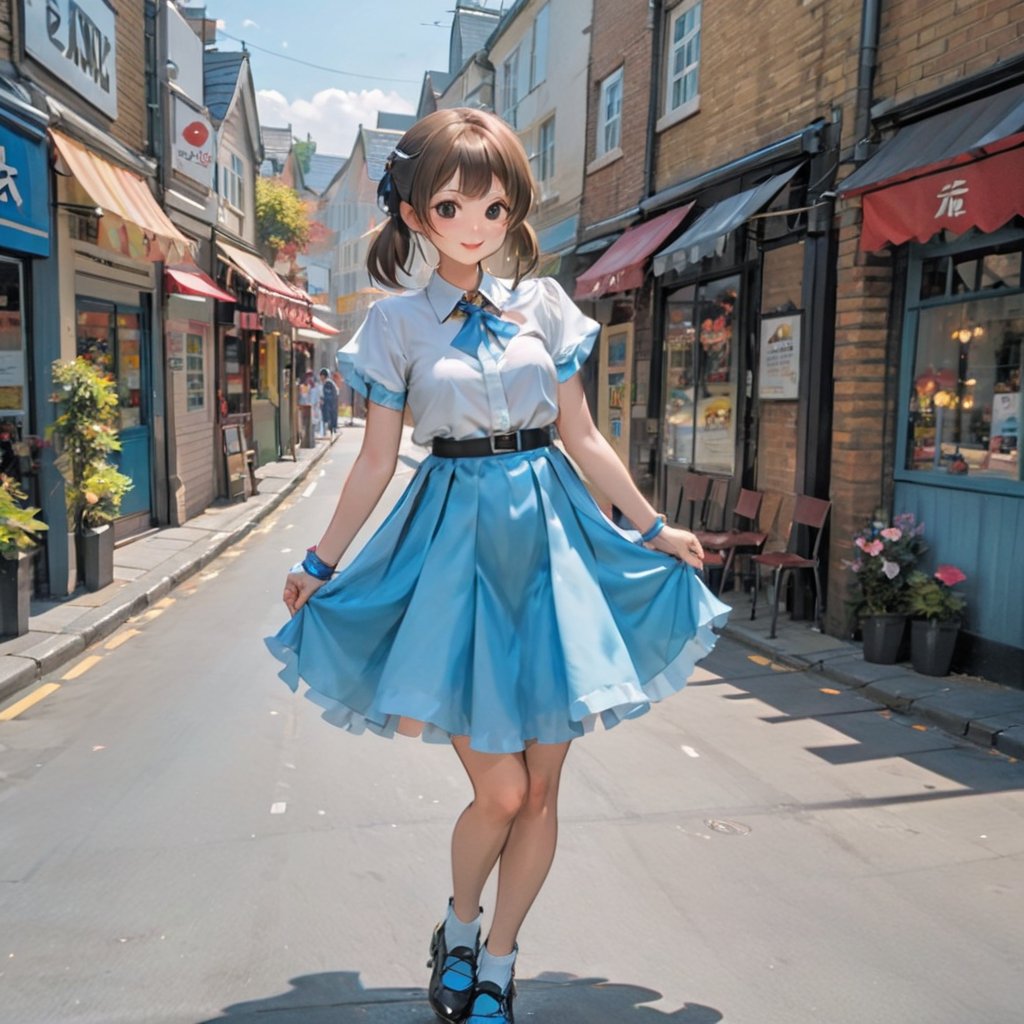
xmin=309 ymin=371 xmax=323 ymax=438
xmin=319 ymin=367 xmax=339 ymax=436
xmin=267 ymin=108 xmax=729 ymax=1024
xmin=297 ymin=370 xmax=315 ymax=448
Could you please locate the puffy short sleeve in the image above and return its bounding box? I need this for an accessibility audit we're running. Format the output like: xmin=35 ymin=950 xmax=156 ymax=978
xmin=536 ymin=277 xmax=601 ymax=383
xmin=336 ymin=302 xmax=407 ymax=411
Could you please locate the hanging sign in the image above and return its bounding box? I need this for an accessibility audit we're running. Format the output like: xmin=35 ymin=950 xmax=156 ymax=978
xmin=172 ymin=97 xmax=214 ymax=189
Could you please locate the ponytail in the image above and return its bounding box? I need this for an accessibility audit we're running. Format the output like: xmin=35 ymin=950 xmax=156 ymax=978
xmin=507 ymin=221 xmax=539 ymax=288
xmin=367 ymin=217 xmax=413 ymax=290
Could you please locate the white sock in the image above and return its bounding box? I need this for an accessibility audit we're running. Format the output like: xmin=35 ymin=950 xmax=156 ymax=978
xmin=477 ymin=944 xmax=517 ymax=991
xmin=443 ymin=901 xmax=481 ymax=951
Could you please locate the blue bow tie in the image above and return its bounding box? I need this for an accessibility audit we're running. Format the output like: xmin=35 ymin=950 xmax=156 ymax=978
xmin=450 ymin=298 xmax=519 ymax=359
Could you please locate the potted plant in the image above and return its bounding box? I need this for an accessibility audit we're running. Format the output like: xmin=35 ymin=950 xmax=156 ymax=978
xmin=0 ymin=473 xmax=48 ymax=637
xmin=846 ymin=512 xmax=926 ymax=663
xmin=906 ymin=565 xmax=967 ymax=677
xmin=48 ymin=358 xmax=133 ymax=592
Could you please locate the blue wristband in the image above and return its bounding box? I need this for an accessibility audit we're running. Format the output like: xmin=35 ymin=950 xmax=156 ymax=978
xmin=301 ymin=546 xmax=335 ymax=580
xmin=639 ymin=514 xmax=667 ymax=544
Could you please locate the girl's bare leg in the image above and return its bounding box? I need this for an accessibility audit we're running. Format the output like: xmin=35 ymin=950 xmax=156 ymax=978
xmin=449 ymin=737 xmax=528 ymax=924
xmin=486 ymin=740 xmax=571 ymax=955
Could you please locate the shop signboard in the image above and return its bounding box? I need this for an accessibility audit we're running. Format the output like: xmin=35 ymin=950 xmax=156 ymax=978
xmin=172 ymin=97 xmax=214 ymax=190
xmin=22 ymin=0 xmax=118 ymax=119
xmin=0 ymin=122 xmax=50 ymax=257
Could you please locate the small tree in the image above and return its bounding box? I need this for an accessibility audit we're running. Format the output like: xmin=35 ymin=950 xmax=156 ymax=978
xmin=256 ymin=177 xmax=310 ymax=261
xmin=48 ymin=358 xmax=132 ymax=532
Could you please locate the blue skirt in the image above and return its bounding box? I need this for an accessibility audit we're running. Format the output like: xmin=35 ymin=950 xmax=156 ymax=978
xmin=265 ymin=446 xmax=730 ymax=754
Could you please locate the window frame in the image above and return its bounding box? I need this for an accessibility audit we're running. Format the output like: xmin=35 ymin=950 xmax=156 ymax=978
xmin=896 ymin=226 xmax=1024 ymax=497
xmin=597 ymin=67 xmax=624 ymax=158
xmin=502 ymin=47 xmax=521 ymax=126
xmin=529 ymin=4 xmax=549 ymax=91
xmin=660 ymin=1 xmax=702 ymax=130
xmin=221 ymin=149 xmax=245 ymax=211
xmin=537 ymin=115 xmax=556 ymax=185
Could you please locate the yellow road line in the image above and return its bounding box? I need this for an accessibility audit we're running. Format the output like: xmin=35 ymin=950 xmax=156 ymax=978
xmin=137 ymin=607 xmax=165 ymax=622
xmin=747 ymin=654 xmax=771 ymax=666
xmin=0 ymin=683 xmax=61 ymax=721
xmin=154 ymin=597 xmax=176 ymax=609
xmin=105 ymin=628 xmax=141 ymax=651
xmin=62 ymin=654 xmax=103 ymax=680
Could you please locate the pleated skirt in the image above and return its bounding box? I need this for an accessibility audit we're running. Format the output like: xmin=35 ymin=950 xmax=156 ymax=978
xmin=265 ymin=445 xmax=730 ymax=753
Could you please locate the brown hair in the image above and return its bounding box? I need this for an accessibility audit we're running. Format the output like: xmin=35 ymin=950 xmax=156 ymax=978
xmin=367 ymin=108 xmax=539 ymax=289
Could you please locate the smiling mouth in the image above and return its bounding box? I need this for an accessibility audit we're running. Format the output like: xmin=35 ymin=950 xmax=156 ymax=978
xmin=461 ymin=241 xmax=484 ymax=250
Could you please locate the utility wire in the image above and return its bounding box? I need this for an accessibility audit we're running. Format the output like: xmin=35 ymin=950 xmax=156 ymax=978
xmin=217 ymin=30 xmax=422 ymax=84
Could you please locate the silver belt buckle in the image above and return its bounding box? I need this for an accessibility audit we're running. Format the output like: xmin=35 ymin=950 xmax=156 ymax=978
xmin=490 ymin=429 xmax=520 ymax=453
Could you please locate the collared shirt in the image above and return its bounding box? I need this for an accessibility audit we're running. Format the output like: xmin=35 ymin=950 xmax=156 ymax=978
xmin=338 ymin=272 xmax=600 ymax=446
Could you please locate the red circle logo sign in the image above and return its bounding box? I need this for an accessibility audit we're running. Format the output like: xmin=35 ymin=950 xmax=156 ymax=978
xmin=182 ymin=121 xmax=209 ymax=147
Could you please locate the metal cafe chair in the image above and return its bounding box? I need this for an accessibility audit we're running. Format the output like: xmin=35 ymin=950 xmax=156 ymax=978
xmin=696 ymin=488 xmax=769 ymax=596
xmin=750 ymin=494 xmax=832 ymax=638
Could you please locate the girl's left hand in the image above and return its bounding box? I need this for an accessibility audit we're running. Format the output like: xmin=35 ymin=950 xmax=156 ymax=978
xmin=646 ymin=525 xmax=705 ymax=569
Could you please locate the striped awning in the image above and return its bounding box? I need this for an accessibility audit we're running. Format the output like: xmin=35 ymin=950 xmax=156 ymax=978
xmin=216 ymin=239 xmax=313 ymax=327
xmin=51 ymin=129 xmax=191 ymax=262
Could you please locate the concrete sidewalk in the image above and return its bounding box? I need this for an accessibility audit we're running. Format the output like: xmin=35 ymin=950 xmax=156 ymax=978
xmin=718 ymin=587 xmax=1024 ymax=760
xmin=0 ymin=433 xmax=345 ymax=706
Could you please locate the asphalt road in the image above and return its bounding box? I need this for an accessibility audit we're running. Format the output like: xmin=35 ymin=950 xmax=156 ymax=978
xmin=2 ymin=439 xmax=1022 ymax=1024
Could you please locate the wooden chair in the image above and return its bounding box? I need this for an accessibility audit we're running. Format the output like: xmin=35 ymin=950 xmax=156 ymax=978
xmin=750 ymin=494 xmax=831 ymax=638
xmin=696 ymin=488 xmax=768 ymax=595
xmin=673 ymin=471 xmax=710 ymax=528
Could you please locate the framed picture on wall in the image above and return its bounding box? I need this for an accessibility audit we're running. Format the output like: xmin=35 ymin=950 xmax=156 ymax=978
xmin=758 ymin=312 xmax=802 ymax=400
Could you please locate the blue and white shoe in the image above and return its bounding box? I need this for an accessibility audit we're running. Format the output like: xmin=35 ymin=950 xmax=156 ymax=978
xmin=427 ymin=919 xmax=478 ymax=1022
xmin=466 ymin=979 xmax=516 ymax=1023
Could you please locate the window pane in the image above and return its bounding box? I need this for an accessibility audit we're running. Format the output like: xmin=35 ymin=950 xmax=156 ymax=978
xmin=981 ymin=250 xmax=1022 ymax=291
xmin=663 ymin=288 xmax=697 ymax=466
xmin=694 ymin=278 xmax=739 ymax=474
xmin=0 ymin=260 xmax=26 ymax=418
xmin=186 ymin=332 xmax=205 ymax=412
xmin=907 ymin=293 xmax=1023 ymax=481
xmin=920 ymin=256 xmax=950 ymax=300
xmin=952 ymin=255 xmax=979 ymax=294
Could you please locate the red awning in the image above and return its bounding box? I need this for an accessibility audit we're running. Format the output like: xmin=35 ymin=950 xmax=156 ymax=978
xmin=310 ymin=315 xmax=339 ymax=336
xmin=216 ymin=239 xmax=312 ymax=327
xmin=574 ymin=204 xmax=693 ymax=300
xmin=165 ymin=265 xmax=236 ymax=303
xmin=858 ymin=143 xmax=1024 ymax=251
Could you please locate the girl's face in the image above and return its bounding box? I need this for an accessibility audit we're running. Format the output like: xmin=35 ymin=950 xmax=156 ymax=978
xmin=403 ymin=172 xmax=510 ymax=273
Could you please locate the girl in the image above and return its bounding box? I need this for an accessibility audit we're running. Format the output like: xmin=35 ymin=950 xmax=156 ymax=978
xmin=267 ymin=108 xmax=729 ymax=1024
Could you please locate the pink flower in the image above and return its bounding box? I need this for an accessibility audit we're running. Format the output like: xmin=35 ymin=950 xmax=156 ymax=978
xmin=863 ymin=539 xmax=884 ymax=557
xmin=880 ymin=527 xmax=902 ymax=541
xmin=934 ymin=565 xmax=966 ymax=587
xmin=881 ymin=560 xmax=901 ymax=580
xmin=854 ymin=537 xmax=868 ymax=552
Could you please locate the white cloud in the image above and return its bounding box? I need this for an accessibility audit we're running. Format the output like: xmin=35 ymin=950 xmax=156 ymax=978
xmin=242 ymin=18 xmax=260 ymax=29
xmin=256 ymin=88 xmax=414 ymax=157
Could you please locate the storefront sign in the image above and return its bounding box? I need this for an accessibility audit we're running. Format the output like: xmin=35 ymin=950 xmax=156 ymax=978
xmin=22 ymin=0 xmax=118 ymax=119
xmin=0 ymin=121 xmax=50 ymax=257
xmin=171 ymin=97 xmax=214 ymax=190
xmin=860 ymin=145 xmax=1024 ymax=252
xmin=758 ymin=313 xmax=801 ymax=400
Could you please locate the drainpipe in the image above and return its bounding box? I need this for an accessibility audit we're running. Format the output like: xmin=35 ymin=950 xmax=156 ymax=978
xmin=854 ymin=0 xmax=881 ymax=151
xmin=643 ymin=0 xmax=664 ymax=199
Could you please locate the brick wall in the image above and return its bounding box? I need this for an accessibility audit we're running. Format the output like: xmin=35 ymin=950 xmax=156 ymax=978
xmin=874 ymin=0 xmax=1024 ymax=105
xmin=0 ymin=0 xmax=12 ymax=64
xmin=112 ymin=0 xmax=147 ymax=153
xmin=581 ymin=0 xmax=652 ymax=227
xmin=654 ymin=0 xmax=863 ymax=192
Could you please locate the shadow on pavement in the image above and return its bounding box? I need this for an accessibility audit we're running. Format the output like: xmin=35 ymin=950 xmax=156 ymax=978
xmin=199 ymin=970 xmax=723 ymax=1022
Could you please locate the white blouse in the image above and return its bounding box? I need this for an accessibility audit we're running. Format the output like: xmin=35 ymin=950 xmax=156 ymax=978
xmin=337 ymin=272 xmax=600 ymax=447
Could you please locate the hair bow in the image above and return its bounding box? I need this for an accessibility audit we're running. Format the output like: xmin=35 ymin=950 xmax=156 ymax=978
xmin=376 ymin=147 xmax=413 ymax=219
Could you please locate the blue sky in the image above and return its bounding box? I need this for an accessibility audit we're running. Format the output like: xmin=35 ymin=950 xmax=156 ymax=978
xmin=210 ymin=1 xmax=504 ymax=156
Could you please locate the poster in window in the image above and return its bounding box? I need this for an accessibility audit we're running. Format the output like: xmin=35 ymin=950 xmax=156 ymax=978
xmin=758 ymin=314 xmax=801 ymax=400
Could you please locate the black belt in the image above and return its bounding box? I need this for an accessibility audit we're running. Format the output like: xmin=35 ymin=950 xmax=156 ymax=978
xmin=432 ymin=427 xmax=552 ymax=458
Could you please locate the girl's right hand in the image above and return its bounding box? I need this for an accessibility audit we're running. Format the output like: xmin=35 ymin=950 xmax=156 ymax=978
xmin=283 ymin=571 xmax=326 ymax=615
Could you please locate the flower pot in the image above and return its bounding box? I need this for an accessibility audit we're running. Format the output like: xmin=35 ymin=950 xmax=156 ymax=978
xmin=0 ymin=551 xmax=32 ymax=638
xmin=860 ymin=613 xmax=908 ymax=664
xmin=910 ymin=618 xmax=960 ymax=677
xmin=80 ymin=524 xmax=114 ymax=592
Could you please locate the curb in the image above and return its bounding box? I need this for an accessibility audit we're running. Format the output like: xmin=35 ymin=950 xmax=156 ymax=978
xmin=0 ymin=439 xmax=337 ymax=707
xmin=720 ymin=621 xmax=1023 ymax=759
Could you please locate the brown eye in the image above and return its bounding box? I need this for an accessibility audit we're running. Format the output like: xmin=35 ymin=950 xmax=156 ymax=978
xmin=435 ymin=201 xmax=457 ymax=219
xmin=485 ymin=202 xmax=508 ymax=221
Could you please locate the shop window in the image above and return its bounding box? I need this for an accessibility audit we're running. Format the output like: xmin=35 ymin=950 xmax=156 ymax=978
xmin=907 ymin=294 xmax=1022 ymax=483
xmin=597 ymin=68 xmax=623 ymax=158
xmin=0 ymin=258 xmax=26 ymax=421
xmin=661 ymin=274 xmax=739 ymax=474
xmin=76 ymin=300 xmax=146 ymax=430
xmin=186 ymin=331 xmax=204 ymax=411
xmin=223 ymin=332 xmax=247 ymax=415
